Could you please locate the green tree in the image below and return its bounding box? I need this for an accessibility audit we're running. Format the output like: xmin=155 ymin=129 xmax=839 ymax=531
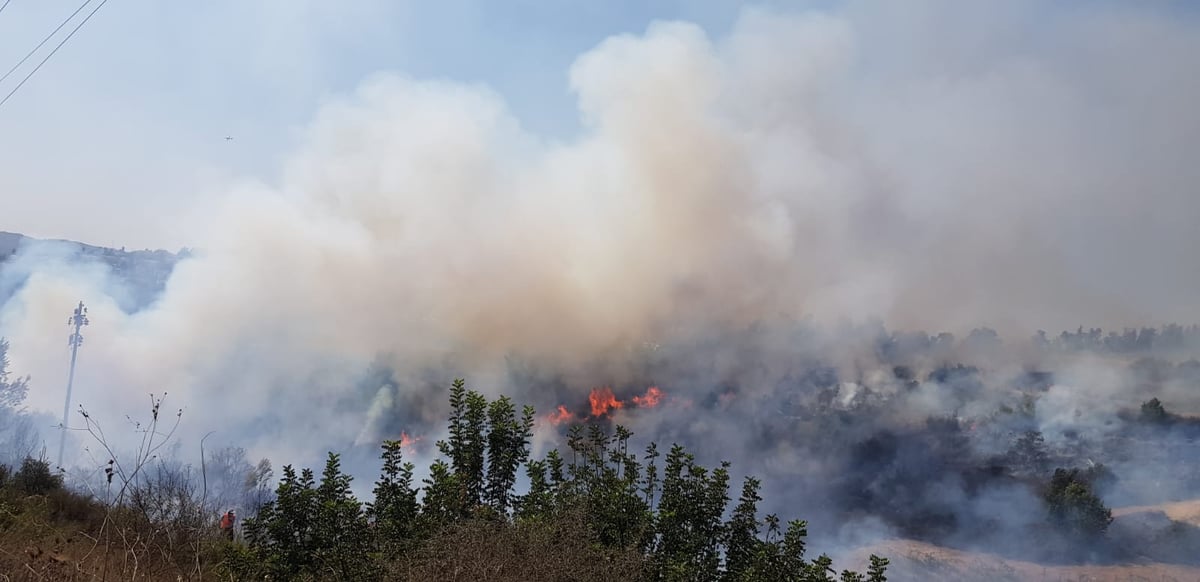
xmin=242 ymin=464 xmax=319 ymax=578
xmin=440 ymin=379 xmax=488 ymax=515
xmin=737 ymin=515 xmax=811 ymax=581
xmin=314 ymin=454 xmax=374 ymax=578
xmin=368 ymin=439 xmax=419 ymax=548
xmin=1045 ymin=467 xmax=1113 ymax=537
xmin=238 ymin=455 xmax=375 ymax=580
xmin=649 ymin=444 xmax=730 ymax=581
xmin=515 ymin=458 xmax=555 ymax=521
xmin=580 ymin=425 xmax=651 ymax=550
xmin=1140 ymin=397 xmax=1169 ymax=424
xmin=1008 ymin=430 xmax=1049 ymax=475
xmin=867 ymin=555 xmax=890 ymax=582
xmin=0 ymin=338 xmax=36 ymax=468
xmin=420 ymin=458 xmax=462 ymax=524
xmin=484 ymin=397 xmax=535 ymax=514
xmin=0 ymin=338 xmax=30 ymax=410
xmin=11 ymin=456 xmax=63 ymax=495
xmin=724 ymin=476 xmax=763 ymax=580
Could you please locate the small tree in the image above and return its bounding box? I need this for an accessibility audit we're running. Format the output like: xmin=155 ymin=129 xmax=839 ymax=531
xmin=1007 ymin=430 xmax=1049 ymax=475
xmin=368 ymin=439 xmax=419 ymax=548
xmin=1140 ymin=397 xmax=1169 ymax=424
xmin=11 ymin=456 xmax=63 ymax=495
xmin=242 ymin=465 xmax=319 ymax=577
xmin=313 ymin=453 xmax=374 ymax=578
xmin=724 ymin=476 xmax=763 ymax=580
xmin=0 ymin=338 xmax=30 ymax=410
xmin=1044 ymin=468 xmax=1113 ymax=538
xmin=484 ymin=397 xmax=535 ymax=514
xmin=0 ymin=338 xmax=37 ymax=468
xmin=441 ymin=379 xmax=488 ymax=515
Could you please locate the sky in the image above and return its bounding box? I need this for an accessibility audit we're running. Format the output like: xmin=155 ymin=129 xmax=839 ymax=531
xmin=0 ymin=0 xmax=820 ymax=250
xmin=1 ymin=0 xmax=1196 ymax=253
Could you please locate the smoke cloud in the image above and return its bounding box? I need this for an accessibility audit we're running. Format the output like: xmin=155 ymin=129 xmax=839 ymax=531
xmin=2 ymin=3 xmax=1200 ymax=548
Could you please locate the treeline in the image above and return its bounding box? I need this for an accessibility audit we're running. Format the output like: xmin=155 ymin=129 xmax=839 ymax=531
xmin=227 ymin=379 xmax=890 ymax=581
xmin=871 ymin=323 xmax=1200 ymax=361
xmin=1036 ymin=324 xmax=1200 ymax=354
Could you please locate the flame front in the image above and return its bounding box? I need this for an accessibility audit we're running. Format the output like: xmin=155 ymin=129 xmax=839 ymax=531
xmin=632 ymin=386 xmax=663 ymax=408
xmin=589 ymin=387 xmax=624 ymax=417
xmin=547 ymin=405 xmax=576 ymax=426
xmin=400 ymin=431 xmax=422 ymax=449
xmin=549 ymin=386 xmax=667 ymax=425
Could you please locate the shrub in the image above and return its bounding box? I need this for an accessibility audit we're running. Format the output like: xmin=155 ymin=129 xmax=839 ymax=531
xmin=1140 ymin=397 xmax=1169 ymax=424
xmin=11 ymin=457 xmax=62 ymax=496
xmin=1044 ymin=468 xmax=1113 ymax=538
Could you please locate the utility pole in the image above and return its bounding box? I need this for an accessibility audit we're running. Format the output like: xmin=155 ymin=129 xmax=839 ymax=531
xmin=57 ymin=301 xmax=88 ymax=469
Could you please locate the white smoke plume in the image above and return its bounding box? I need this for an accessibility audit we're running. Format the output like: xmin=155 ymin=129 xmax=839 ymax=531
xmin=2 ymin=2 xmax=1200 ymax=476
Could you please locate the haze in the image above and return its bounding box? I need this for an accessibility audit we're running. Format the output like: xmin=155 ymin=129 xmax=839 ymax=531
xmin=2 ymin=0 xmax=1199 ymax=482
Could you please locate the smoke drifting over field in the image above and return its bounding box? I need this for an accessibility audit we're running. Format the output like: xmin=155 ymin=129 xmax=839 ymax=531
xmin=3 ymin=2 xmax=1200 ymax=566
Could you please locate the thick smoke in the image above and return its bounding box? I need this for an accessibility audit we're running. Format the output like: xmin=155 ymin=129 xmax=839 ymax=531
xmin=2 ymin=3 xmax=1200 ymax=566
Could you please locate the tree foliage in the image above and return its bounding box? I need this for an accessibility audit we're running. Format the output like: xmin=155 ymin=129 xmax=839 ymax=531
xmin=1140 ymin=397 xmax=1169 ymax=424
xmin=1044 ymin=467 xmax=1114 ymax=538
xmin=0 ymin=338 xmax=30 ymax=410
xmin=229 ymin=378 xmax=888 ymax=581
xmin=0 ymin=338 xmax=37 ymax=468
xmin=10 ymin=456 xmax=62 ymax=496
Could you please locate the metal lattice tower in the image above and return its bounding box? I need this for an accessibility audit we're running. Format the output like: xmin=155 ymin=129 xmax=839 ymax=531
xmin=57 ymin=301 xmax=88 ymax=469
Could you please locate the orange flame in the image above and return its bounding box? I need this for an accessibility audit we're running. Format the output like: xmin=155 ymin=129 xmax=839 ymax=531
xmin=632 ymin=386 xmax=663 ymax=408
xmin=546 ymin=405 xmax=576 ymax=426
xmin=400 ymin=431 xmax=422 ymax=449
xmin=589 ymin=387 xmax=624 ymax=417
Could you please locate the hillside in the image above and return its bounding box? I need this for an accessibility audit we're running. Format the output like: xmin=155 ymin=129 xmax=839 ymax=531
xmin=0 ymin=231 xmax=181 ymax=309
xmin=839 ymin=499 xmax=1200 ymax=582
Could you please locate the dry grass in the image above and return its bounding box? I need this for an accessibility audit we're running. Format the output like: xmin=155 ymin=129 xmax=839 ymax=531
xmin=843 ymin=538 xmax=1200 ymax=582
xmin=840 ymin=499 xmax=1200 ymax=582
xmin=0 ymin=487 xmax=229 ymax=581
xmin=1113 ymin=500 xmax=1200 ymax=527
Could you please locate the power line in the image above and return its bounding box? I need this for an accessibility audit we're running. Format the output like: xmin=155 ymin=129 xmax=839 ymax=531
xmin=0 ymin=1 xmax=13 ymax=17
xmin=0 ymin=0 xmax=108 ymax=111
xmin=0 ymin=0 xmax=92 ymax=87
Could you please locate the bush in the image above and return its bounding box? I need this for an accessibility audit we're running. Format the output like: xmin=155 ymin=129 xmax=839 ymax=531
xmin=403 ymin=510 xmax=644 ymax=581
xmin=1044 ymin=468 xmax=1113 ymax=538
xmin=1140 ymin=397 xmax=1169 ymax=424
xmin=11 ymin=457 xmax=62 ymax=496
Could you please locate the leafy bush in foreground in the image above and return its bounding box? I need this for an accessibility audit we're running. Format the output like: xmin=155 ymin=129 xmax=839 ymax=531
xmin=232 ymin=379 xmax=889 ymax=581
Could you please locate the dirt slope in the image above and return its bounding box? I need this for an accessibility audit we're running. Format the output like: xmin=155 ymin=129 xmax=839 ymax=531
xmin=840 ymin=500 xmax=1200 ymax=582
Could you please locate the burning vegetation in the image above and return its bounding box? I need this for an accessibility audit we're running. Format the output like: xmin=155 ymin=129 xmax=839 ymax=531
xmin=325 ymin=321 xmax=1200 ymax=575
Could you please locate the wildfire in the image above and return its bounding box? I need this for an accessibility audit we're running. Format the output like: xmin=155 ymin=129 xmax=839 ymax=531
xmin=589 ymin=387 xmax=624 ymax=417
xmin=400 ymin=431 xmax=422 ymax=449
xmin=631 ymin=386 xmax=663 ymax=408
xmin=546 ymin=405 xmax=576 ymax=426
xmin=546 ymin=386 xmax=668 ymax=427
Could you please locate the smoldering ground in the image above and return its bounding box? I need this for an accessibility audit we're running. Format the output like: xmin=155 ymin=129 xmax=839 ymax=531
xmin=2 ymin=1 xmax=1200 ymax=570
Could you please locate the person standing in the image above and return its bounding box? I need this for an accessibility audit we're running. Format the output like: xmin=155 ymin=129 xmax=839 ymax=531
xmin=219 ymin=510 xmax=236 ymax=541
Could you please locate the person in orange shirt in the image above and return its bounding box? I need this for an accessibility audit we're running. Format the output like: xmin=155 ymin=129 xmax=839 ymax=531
xmin=219 ymin=510 xmax=236 ymax=540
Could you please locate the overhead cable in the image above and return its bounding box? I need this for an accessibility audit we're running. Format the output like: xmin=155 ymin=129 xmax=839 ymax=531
xmin=0 ymin=0 xmax=107 ymax=110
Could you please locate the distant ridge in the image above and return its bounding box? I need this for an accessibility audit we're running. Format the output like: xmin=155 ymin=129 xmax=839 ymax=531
xmin=0 ymin=231 xmax=182 ymax=309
